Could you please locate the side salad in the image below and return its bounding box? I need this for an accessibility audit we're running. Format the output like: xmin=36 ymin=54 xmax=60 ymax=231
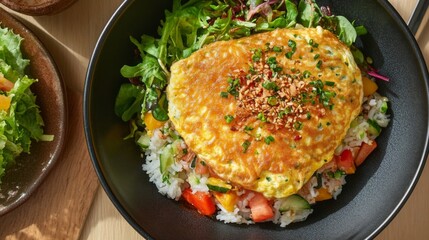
xmin=0 ymin=26 xmax=53 ymax=183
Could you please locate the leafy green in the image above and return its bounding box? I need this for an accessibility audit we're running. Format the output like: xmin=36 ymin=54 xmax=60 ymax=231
xmin=298 ymin=0 xmax=321 ymax=28
xmin=0 ymin=26 xmax=49 ymax=183
xmin=0 ymin=27 xmax=29 ymax=76
xmin=335 ymin=16 xmax=358 ymax=46
xmin=116 ymin=0 xmax=369 ymax=137
xmin=114 ymin=83 xmax=145 ymax=122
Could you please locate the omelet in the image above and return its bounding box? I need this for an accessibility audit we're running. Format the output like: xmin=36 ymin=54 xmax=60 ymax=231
xmin=167 ymin=27 xmax=363 ymax=198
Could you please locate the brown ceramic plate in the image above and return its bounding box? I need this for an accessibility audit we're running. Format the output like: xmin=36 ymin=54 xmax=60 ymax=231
xmin=0 ymin=8 xmax=67 ymax=215
xmin=0 ymin=0 xmax=77 ymax=15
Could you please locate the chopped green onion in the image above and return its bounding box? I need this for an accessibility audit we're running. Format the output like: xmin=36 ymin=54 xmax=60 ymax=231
xmin=264 ymin=136 xmax=275 ymax=145
xmin=244 ymin=126 xmax=254 ymax=133
xmin=224 ymin=115 xmax=234 ymax=123
xmin=242 ymin=140 xmax=251 ymax=153
xmin=252 ymin=48 xmax=262 ymax=62
xmin=272 ymin=46 xmax=282 ymax=52
xmin=325 ymin=81 xmax=335 ymax=86
xmin=257 ymin=112 xmax=267 ymax=122
xmin=288 ymin=40 xmax=297 ymax=50
xmin=285 ymin=51 xmax=294 ymax=59
xmin=262 ymin=81 xmax=279 ymax=91
xmin=303 ymin=70 xmax=311 ymax=78
xmin=266 ymin=57 xmax=282 ymax=72
xmin=267 ymin=96 xmax=278 ymax=106
xmin=220 ymin=92 xmax=229 ymax=98
xmin=316 ymin=60 xmax=323 ymax=69
xmin=294 ymin=121 xmax=303 ymax=130
xmin=380 ymin=102 xmax=388 ymax=113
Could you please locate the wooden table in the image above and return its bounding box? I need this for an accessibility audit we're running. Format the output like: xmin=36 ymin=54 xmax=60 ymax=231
xmin=0 ymin=0 xmax=428 ymax=239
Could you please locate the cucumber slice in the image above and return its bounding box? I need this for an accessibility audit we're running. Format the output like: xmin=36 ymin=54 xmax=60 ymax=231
xmin=367 ymin=119 xmax=381 ymax=136
xmin=136 ymin=133 xmax=151 ymax=149
xmin=160 ymin=144 xmax=174 ymax=174
xmin=380 ymin=101 xmax=388 ymax=113
xmin=206 ymin=177 xmax=232 ymax=193
xmin=279 ymin=194 xmax=311 ymax=212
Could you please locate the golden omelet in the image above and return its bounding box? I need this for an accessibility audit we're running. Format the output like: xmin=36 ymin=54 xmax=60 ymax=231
xmin=167 ymin=27 xmax=363 ymax=198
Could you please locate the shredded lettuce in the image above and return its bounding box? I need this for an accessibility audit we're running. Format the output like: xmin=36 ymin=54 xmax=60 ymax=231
xmin=0 ymin=26 xmax=50 ymax=182
xmin=115 ymin=0 xmax=371 ymax=137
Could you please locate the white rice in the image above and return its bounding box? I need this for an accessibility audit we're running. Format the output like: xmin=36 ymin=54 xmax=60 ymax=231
xmin=216 ymin=204 xmax=253 ymax=225
xmin=142 ymin=127 xmax=185 ymax=200
xmin=187 ymin=172 xmax=209 ymax=194
xmin=336 ymin=92 xmax=390 ymax=154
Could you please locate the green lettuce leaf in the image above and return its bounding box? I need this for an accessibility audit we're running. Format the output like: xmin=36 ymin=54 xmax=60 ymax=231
xmin=0 ymin=27 xmax=48 ymax=182
xmin=0 ymin=27 xmax=29 ymax=76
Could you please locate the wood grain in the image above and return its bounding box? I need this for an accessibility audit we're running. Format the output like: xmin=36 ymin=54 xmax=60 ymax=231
xmin=0 ymin=0 xmax=122 ymax=239
xmin=0 ymin=90 xmax=97 ymax=240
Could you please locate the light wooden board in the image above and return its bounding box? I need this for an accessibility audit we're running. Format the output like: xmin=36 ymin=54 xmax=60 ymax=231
xmin=0 ymin=0 xmax=122 ymax=239
xmin=0 ymin=90 xmax=98 ymax=240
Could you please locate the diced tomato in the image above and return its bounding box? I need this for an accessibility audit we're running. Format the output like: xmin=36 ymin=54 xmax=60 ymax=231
xmin=182 ymin=188 xmax=216 ymax=216
xmin=355 ymin=141 xmax=377 ymax=167
xmin=0 ymin=76 xmax=14 ymax=92
xmin=335 ymin=149 xmax=356 ymax=174
xmin=248 ymin=192 xmax=274 ymax=222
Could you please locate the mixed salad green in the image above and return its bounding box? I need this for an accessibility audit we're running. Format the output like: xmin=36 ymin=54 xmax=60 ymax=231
xmin=115 ymin=0 xmax=380 ymax=139
xmin=0 ymin=26 xmax=53 ymax=183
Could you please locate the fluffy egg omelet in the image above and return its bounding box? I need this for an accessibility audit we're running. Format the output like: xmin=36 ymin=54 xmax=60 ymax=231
xmin=167 ymin=27 xmax=363 ymax=198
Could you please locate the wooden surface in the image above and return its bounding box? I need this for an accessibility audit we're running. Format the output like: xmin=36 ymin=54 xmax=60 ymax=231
xmin=0 ymin=0 xmax=117 ymax=239
xmin=0 ymin=0 xmax=427 ymax=239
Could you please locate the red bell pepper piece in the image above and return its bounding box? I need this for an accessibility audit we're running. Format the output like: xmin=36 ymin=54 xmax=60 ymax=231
xmin=355 ymin=141 xmax=377 ymax=167
xmin=336 ymin=149 xmax=356 ymax=174
xmin=182 ymin=188 xmax=216 ymax=216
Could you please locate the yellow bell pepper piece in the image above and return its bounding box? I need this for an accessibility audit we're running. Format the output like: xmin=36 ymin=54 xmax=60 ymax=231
xmin=315 ymin=187 xmax=332 ymax=202
xmin=213 ymin=191 xmax=238 ymax=212
xmin=0 ymin=95 xmax=11 ymax=111
xmin=362 ymin=77 xmax=378 ymax=96
xmin=143 ymin=111 xmax=166 ymax=132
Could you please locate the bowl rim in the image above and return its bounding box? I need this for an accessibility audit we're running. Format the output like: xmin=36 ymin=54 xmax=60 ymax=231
xmin=84 ymin=0 xmax=429 ymax=239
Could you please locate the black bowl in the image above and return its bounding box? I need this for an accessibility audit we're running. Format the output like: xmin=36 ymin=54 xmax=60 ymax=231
xmin=84 ymin=0 xmax=429 ymax=239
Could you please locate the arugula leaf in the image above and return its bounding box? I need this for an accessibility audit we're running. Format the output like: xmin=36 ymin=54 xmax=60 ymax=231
xmin=114 ymin=83 xmax=145 ymax=122
xmin=335 ymin=16 xmax=357 ymax=46
xmin=284 ymin=0 xmax=299 ymax=27
xmin=298 ymin=0 xmax=321 ymax=28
